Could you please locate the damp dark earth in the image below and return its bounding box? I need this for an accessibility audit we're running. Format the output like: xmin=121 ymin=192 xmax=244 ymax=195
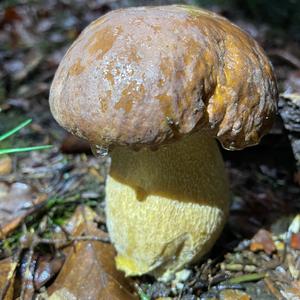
xmin=0 ymin=0 xmax=300 ymax=299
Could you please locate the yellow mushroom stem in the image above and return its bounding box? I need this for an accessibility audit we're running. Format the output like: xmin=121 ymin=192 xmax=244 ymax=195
xmin=106 ymin=131 xmax=230 ymax=279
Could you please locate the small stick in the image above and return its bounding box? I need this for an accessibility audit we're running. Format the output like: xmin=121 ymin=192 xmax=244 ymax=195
xmin=264 ymin=277 xmax=283 ymax=300
xmin=20 ymin=243 xmax=35 ymax=300
xmin=38 ymin=235 xmax=110 ymax=246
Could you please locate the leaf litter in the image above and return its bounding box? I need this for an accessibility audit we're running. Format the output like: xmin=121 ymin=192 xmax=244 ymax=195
xmin=0 ymin=182 xmax=47 ymax=239
xmin=47 ymin=206 xmax=137 ymax=300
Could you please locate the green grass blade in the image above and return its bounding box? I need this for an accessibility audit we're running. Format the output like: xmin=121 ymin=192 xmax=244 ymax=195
xmin=0 ymin=145 xmax=52 ymax=155
xmin=134 ymin=284 xmax=150 ymax=300
xmin=0 ymin=119 xmax=32 ymax=141
xmin=228 ymin=273 xmax=266 ymax=284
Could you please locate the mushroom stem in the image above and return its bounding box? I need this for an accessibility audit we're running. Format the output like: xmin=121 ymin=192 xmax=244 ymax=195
xmin=106 ymin=131 xmax=230 ymax=279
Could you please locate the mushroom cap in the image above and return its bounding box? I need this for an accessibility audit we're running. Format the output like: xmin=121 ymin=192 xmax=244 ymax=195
xmin=49 ymin=5 xmax=278 ymax=150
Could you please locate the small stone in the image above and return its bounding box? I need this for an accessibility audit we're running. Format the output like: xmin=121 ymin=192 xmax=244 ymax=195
xmin=175 ymin=282 xmax=184 ymax=291
xmin=146 ymin=282 xmax=170 ymax=298
xmin=175 ymin=269 xmax=192 ymax=282
xmin=0 ymin=155 xmax=12 ymax=175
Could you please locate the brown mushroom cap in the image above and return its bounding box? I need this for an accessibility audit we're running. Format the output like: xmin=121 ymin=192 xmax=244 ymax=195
xmin=49 ymin=5 xmax=278 ymax=150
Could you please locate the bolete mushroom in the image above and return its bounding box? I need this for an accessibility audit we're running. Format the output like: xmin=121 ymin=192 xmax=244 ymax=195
xmin=49 ymin=5 xmax=278 ymax=279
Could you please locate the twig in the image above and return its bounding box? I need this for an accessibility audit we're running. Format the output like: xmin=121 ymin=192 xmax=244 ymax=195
xmin=20 ymin=242 xmax=35 ymax=300
xmin=264 ymin=277 xmax=284 ymax=300
xmin=280 ymin=232 xmax=288 ymax=265
xmin=268 ymin=49 xmax=300 ymax=69
xmin=213 ymin=283 xmax=244 ymax=291
xmin=38 ymin=235 xmax=110 ymax=246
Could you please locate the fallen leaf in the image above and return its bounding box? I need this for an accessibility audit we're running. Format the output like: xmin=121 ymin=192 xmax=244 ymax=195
xmin=0 ymin=156 xmax=12 ymax=176
xmin=281 ymin=281 xmax=300 ymax=299
xmin=250 ymin=229 xmax=276 ymax=255
xmin=292 ymin=281 xmax=300 ymax=292
xmin=291 ymin=233 xmax=300 ymax=250
xmin=219 ymin=289 xmax=251 ymax=300
xmin=48 ymin=206 xmax=137 ymax=300
xmin=54 ymin=204 xmax=102 ymax=244
xmin=34 ymin=255 xmax=65 ymax=290
xmin=0 ymin=257 xmax=17 ymax=300
xmin=0 ymin=182 xmax=47 ymax=238
xmin=287 ymin=253 xmax=300 ymax=280
xmin=0 ymin=7 xmax=22 ymax=28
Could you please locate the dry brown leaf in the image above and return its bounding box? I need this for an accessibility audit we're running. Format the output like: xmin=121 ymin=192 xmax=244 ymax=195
xmin=0 ymin=257 xmax=17 ymax=300
xmin=219 ymin=289 xmax=251 ymax=300
xmin=291 ymin=281 xmax=300 ymax=292
xmin=291 ymin=233 xmax=300 ymax=250
xmin=281 ymin=281 xmax=300 ymax=299
xmin=34 ymin=255 xmax=65 ymax=290
xmin=0 ymin=7 xmax=22 ymax=29
xmin=287 ymin=253 xmax=300 ymax=280
xmin=0 ymin=182 xmax=47 ymax=238
xmin=48 ymin=206 xmax=137 ymax=300
xmin=18 ymin=254 xmax=66 ymax=299
xmin=250 ymin=229 xmax=276 ymax=255
xmin=65 ymin=206 xmax=109 ymax=244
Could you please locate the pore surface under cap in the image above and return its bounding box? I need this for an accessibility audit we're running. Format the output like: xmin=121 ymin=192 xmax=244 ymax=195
xmin=49 ymin=5 xmax=277 ymax=150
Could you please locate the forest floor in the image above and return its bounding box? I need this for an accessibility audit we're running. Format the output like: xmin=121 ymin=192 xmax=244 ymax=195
xmin=0 ymin=0 xmax=300 ymax=299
